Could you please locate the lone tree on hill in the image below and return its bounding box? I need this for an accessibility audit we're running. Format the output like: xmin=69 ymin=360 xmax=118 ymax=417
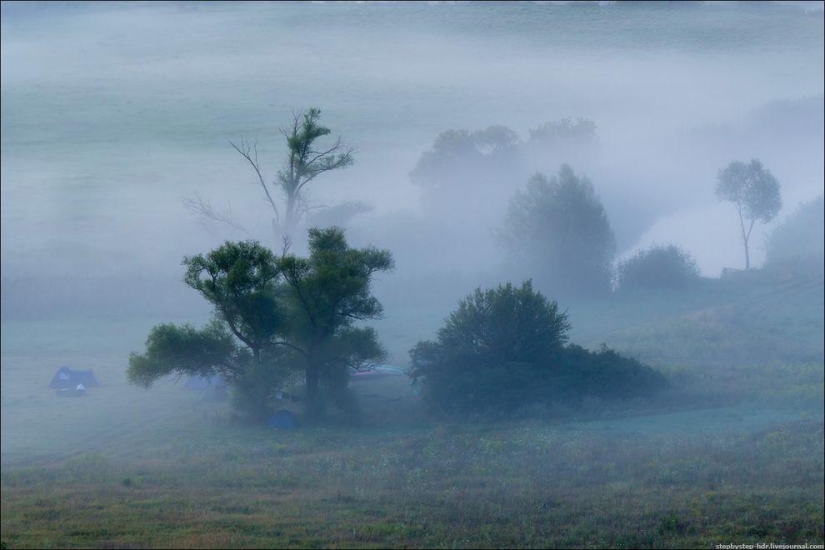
xmin=716 ymin=159 xmax=782 ymax=270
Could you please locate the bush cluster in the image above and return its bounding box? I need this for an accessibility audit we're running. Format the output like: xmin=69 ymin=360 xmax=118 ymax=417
xmin=409 ymin=281 xmax=666 ymax=417
xmin=616 ymin=244 xmax=700 ymax=292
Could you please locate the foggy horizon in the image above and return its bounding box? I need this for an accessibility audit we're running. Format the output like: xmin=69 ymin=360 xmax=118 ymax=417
xmin=1 ymin=1 xmax=823 ymax=320
xmin=2 ymin=4 xmax=823 ymax=549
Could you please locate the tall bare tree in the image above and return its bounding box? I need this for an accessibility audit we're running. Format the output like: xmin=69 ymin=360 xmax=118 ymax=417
xmin=232 ymin=108 xmax=354 ymax=239
xmin=187 ymin=108 xmax=354 ymax=242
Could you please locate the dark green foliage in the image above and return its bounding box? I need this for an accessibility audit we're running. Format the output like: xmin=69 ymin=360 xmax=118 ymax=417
xmin=128 ymin=228 xmax=393 ymax=423
xmin=410 ymin=281 xmax=664 ymax=417
xmin=499 ymin=165 xmax=616 ymax=296
xmin=716 ymin=159 xmax=782 ymax=270
xmin=281 ymin=227 xmax=394 ymax=420
xmin=437 ymin=281 xmax=571 ymax=365
xmin=127 ymin=320 xmax=244 ymax=388
xmin=182 ymin=241 xmax=284 ymax=359
xmin=129 ymin=241 xmax=291 ymax=421
xmin=616 ymin=244 xmax=701 ymax=292
xmin=410 ymin=281 xmax=571 ymax=415
xmin=764 ymin=195 xmax=824 ymax=270
xmin=555 ymin=344 xmax=667 ymax=401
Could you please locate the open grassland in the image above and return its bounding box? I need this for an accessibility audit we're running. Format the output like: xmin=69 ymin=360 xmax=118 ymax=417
xmin=2 ymin=269 xmax=823 ymax=548
xmin=1 ymin=415 xmax=823 ymax=549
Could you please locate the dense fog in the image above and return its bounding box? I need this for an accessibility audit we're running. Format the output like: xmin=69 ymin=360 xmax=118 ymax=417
xmin=2 ymin=1 xmax=823 ymax=322
xmin=2 ymin=4 xmax=823 ymax=548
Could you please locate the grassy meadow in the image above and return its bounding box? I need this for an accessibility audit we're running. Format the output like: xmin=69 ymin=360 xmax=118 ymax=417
xmin=1 ymin=268 xmax=823 ymax=549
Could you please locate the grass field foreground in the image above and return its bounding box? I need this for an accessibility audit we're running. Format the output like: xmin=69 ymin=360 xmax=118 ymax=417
xmin=1 ymin=269 xmax=823 ymax=548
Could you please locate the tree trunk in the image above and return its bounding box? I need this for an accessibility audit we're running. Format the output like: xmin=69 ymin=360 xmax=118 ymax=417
xmin=285 ymin=194 xmax=297 ymax=239
xmin=305 ymin=362 xmax=321 ymax=421
xmin=739 ymin=209 xmax=751 ymax=271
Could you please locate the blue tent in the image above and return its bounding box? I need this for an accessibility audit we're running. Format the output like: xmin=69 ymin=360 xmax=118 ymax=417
xmin=48 ymin=366 xmax=100 ymax=389
xmin=268 ymin=409 xmax=298 ymax=430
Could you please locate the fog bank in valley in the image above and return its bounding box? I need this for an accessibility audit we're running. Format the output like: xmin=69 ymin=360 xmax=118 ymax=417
xmin=1 ymin=1 xmax=823 ymax=321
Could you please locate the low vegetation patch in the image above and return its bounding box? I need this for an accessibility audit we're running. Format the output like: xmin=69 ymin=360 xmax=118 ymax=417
xmin=616 ymin=244 xmax=701 ymax=292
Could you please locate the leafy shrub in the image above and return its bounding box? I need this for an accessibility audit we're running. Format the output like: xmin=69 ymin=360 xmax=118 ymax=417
xmin=616 ymin=244 xmax=700 ymax=292
xmin=555 ymin=344 xmax=667 ymax=401
xmin=409 ymin=281 xmax=666 ymax=417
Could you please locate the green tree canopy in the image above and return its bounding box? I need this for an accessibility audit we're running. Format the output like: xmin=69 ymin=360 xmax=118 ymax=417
xmin=409 ymin=281 xmax=665 ymax=417
xmin=128 ymin=228 xmax=393 ymax=423
xmin=127 ymin=320 xmax=245 ymax=388
xmin=436 ymin=281 xmax=570 ymax=366
xmin=409 ymin=281 xmax=571 ymax=415
xmin=281 ymin=227 xmax=394 ymax=419
xmin=182 ymin=241 xmax=285 ymax=361
xmin=499 ymin=164 xmax=616 ymax=296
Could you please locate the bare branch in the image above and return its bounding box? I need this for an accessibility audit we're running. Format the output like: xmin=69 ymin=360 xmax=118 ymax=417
xmin=182 ymin=193 xmax=253 ymax=237
xmin=303 ymin=136 xmax=346 ymax=168
xmin=230 ymin=137 xmax=280 ymax=225
xmin=294 ymin=137 xmax=354 ymax=196
xmin=280 ymin=235 xmax=292 ymax=258
xmin=297 ymin=202 xmax=329 ymax=219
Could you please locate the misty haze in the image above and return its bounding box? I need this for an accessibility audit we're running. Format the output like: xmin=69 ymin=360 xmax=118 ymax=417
xmin=1 ymin=1 xmax=823 ymax=548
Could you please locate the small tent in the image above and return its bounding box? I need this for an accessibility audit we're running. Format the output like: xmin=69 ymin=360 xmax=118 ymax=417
xmin=268 ymin=409 xmax=298 ymax=430
xmin=48 ymin=366 xmax=100 ymax=390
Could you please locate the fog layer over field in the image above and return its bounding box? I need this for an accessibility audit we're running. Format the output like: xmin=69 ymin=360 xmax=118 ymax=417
xmin=1 ymin=6 xmax=824 ymax=548
xmin=1 ymin=1 xmax=823 ymax=325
